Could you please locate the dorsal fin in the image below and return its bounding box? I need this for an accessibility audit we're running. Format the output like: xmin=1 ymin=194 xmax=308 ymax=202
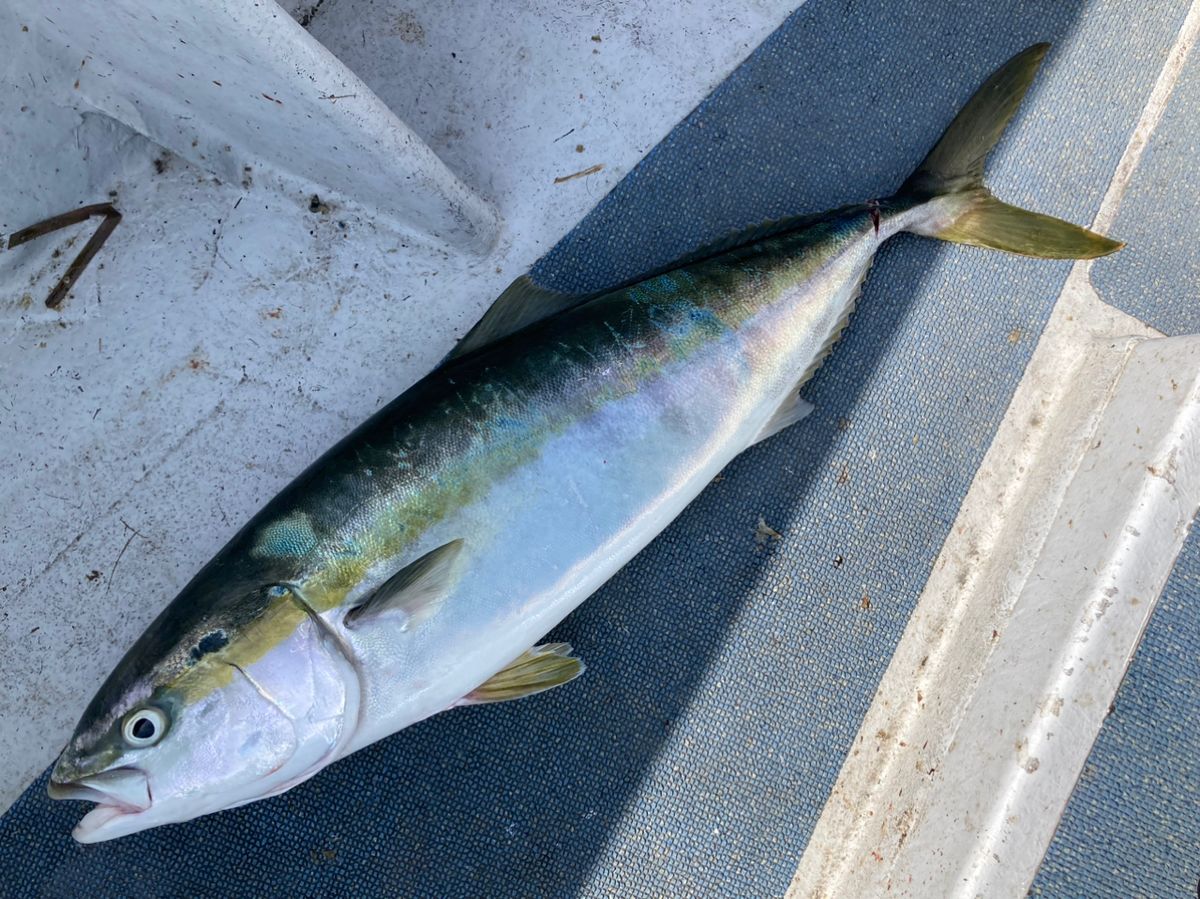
xmin=445 ymin=210 xmax=844 ymax=362
xmin=344 ymin=539 xmax=465 ymax=629
xmin=445 ymin=276 xmax=604 ymax=362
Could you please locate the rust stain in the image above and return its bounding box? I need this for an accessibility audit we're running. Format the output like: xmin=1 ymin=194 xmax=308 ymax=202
xmin=393 ymin=11 xmax=425 ymax=44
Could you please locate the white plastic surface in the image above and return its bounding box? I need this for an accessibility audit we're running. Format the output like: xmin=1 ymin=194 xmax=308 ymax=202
xmin=791 ymin=309 xmax=1200 ymax=899
xmin=10 ymin=0 xmax=498 ymax=252
xmin=901 ymin=332 xmax=1200 ymax=897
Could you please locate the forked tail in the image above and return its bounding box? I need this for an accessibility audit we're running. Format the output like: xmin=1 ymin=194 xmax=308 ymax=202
xmin=896 ymin=43 xmax=1122 ymax=259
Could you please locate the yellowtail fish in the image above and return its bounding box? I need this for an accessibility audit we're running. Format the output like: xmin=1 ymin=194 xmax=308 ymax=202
xmin=48 ymin=43 xmax=1120 ymax=842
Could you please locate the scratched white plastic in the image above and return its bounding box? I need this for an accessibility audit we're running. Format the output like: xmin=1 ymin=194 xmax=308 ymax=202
xmin=787 ymin=295 xmax=1200 ymax=898
xmin=788 ymin=292 xmax=1200 ymax=899
xmin=906 ymin=333 xmax=1200 ymax=897
xmin=7 ymin=0 xmax=499 ymax=252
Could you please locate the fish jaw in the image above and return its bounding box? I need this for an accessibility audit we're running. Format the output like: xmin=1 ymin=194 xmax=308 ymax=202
xmin=71 ymin=799 xmax=155 ymax=844
xmin=47 ymin=767 xmax=150 ymax=812
xmin=50 ymin=781 xmax=220 ymax=844
xmin=47 ymin=749 xmax=245 ymax=844
xmin=53 ymin=730 xmax=348 ymax=844
xmin=47 ymin=767 xmax=158 ymax=843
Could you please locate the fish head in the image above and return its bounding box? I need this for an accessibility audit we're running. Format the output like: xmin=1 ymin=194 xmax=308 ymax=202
xmin=50 ymin=581 xmax=358 ymax=842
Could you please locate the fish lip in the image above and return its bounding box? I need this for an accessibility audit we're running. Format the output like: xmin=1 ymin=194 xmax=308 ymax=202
xmin=47 ymin=766 xmax=151 ymax=814
xmin=72 ymin=802 xmax=137 ymax=843
xmin=46 ymin=779 xmax=109 ymax=804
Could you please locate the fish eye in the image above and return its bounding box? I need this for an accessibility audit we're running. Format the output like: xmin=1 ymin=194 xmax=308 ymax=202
xmin=122 ymin=707 xmax=168 ymax=747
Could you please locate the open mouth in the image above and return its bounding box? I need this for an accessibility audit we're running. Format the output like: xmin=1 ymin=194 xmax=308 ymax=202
xmin=47 ymin=767 xmax=152 ymax=842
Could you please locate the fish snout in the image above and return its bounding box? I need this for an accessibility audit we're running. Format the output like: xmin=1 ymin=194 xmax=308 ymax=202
xmin=47 ymin=766 xmax=151 ymax=813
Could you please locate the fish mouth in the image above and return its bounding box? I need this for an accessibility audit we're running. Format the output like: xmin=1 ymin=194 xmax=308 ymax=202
xmin=48 ymin=767 xmax=152 ymax=842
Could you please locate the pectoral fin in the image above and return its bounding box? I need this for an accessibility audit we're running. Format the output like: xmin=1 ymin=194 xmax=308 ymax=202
xmin=344 ymin=539 xmax=465 ymax=629
xmin=462 ymin=643 xmax=585 ymax=703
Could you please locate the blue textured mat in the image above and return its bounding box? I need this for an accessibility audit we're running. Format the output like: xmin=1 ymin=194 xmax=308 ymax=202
xmin=1093 ymin=45 xmax=1200 ymax=336
xmin=1 ymin=2 xmax=1191 ymax=897
xmin=1032 ymin=527 xmax=1200 ymax=899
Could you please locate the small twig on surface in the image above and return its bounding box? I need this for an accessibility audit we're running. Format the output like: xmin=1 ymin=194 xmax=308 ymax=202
xmin=554 ymin=163 xmax=604 ymax=184
xmin=6 ymin=202 xmax=122 ymax=309
xmin=106 ymin=519 xmax=147 ymax=596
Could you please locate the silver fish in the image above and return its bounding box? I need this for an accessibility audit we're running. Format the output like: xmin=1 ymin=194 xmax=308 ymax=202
xmin=48 ymin=43 xmax=1120 ymax=842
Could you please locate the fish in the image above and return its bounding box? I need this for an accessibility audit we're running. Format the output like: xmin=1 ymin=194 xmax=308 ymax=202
xmin=47 ymin=43 xmax=1121 ymax=843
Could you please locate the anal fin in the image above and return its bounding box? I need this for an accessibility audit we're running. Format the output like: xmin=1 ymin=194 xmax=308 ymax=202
xmin=751 ymin=262 xmax=871 ymax=447
xmin=461 ymin=643 xmax=585 ymax=704
xmin=752 ymin=393 xmax=815 ymax=446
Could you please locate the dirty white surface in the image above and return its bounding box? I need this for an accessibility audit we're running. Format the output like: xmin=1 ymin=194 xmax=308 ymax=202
xmin=13 ymin=0 xmax=499 ymax=252
xmin=900 ymin=332 xmax=1200 ymax=897
xmin=0 ymin=0 xmax=792 ymax=813
xmin=788 ymin=6 xmax=1200 ymax=895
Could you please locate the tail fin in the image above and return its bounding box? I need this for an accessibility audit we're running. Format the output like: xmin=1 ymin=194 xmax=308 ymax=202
xmin=897 ymin=43 xmax=1122 ymax=259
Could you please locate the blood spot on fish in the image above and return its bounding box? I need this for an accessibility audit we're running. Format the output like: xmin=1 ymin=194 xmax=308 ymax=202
xmin=189 ymin=629 xmax=229 ymax=663
xmin=867 ymin=199 xmax=882 ymax=235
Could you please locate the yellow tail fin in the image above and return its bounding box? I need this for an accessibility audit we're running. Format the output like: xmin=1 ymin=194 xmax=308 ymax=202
xmin=897 ymin=43 xmax=1122 ymax=260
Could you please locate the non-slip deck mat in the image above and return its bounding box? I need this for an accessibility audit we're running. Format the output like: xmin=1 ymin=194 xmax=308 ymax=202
xmin=1092 ymin=44 xmax=1200 ymax=337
